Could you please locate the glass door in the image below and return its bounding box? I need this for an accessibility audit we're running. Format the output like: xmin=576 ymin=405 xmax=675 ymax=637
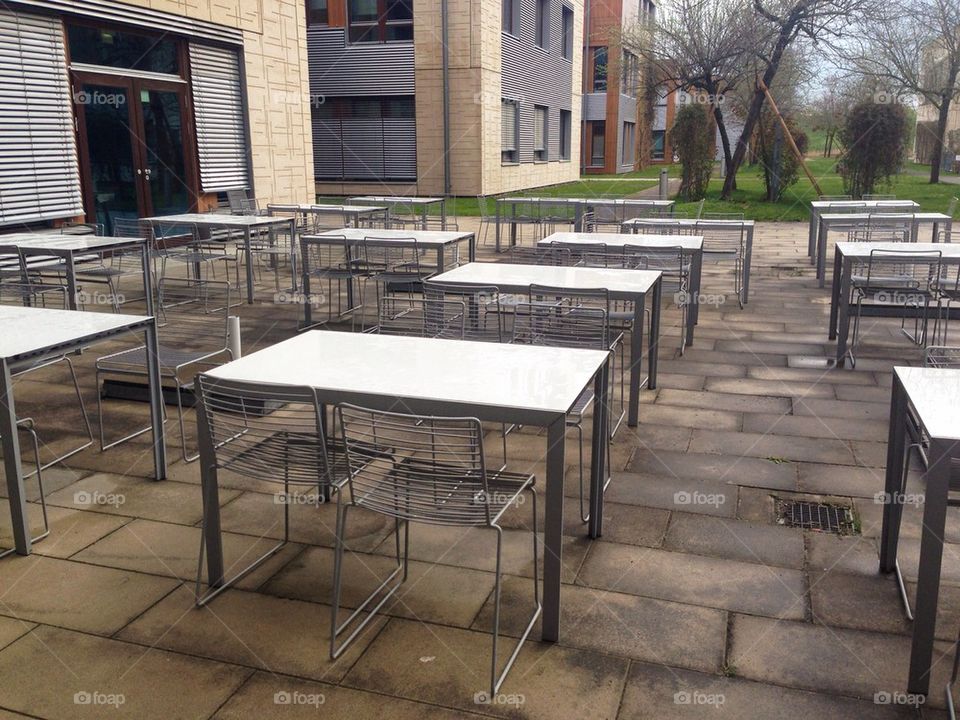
xmin=73 ymin=72 xmax=195 ymax=231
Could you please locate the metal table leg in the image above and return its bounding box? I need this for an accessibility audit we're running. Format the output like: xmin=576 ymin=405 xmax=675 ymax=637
xmin=243 ymin=227 xmax=255 ymax=303
xmin=0 ymin=360 xmax=29 ymax=555
xmin=144 ymin=321 xmax=167 ymax=480
xmin=541 ymin=416 xmax=566 ymax=643
xmin=648 ymin=278 xmax=661 ymax=389
xmin=589 ymin=363 xmax=608 ymax=538
xmin=628 ymin=292 xmax=646 ymax=427
xmin=686 ymin=249 xmax=702 ymax=347
xmin=835 ymin=257 xmax=853 ymax=366
xmin=743 ymin=225 xmax=754 ymax=303
xmin=879 ymin=376 xmax=907 ymax=574
xmin=828 ymin=248 xmax=842 ymax=341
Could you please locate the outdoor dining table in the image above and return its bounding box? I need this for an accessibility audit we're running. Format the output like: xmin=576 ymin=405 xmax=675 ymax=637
xmin=0 ymin=234 xmax=152 ymax=312
xmin=494 ymin=197 xmax=675 ymax=252
xmin=807 ymin=200 xmax=919 ymax=260
xmin=432 ymin=261 xmax=662 ymax=428
xmin=814 ymin=212 xmax=953 ymax=287
xmin=196 ymin=330 xmax=611 ymax=643
xmin=879 ymin=366 xmax=960 ymax=697
xmin=1 ymin=305 xmax=166 ymax=556
xmin=828 ymin=242 xmax=960 ymax=366
xmin=267 ymin=203 xmax=389 ymax=230
xmin=622 ymin=217 xmax=756 ymax=303
xmin=348 ymin=196 xmax=447 ymax=230
xmin=143 ymin=213 xmax=297 ymax=304
xmin=300 ymin=228 xmax=476 ymax=326
xmin=539 ymin=231 xmax=704 ymax=348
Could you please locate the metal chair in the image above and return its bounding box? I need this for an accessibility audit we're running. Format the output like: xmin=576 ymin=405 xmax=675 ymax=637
xmin=333 ymin=402 xmax=540 ymax=697
xmin=69 ymin=225 xmax=145 ymax=312
xmin=848 ymin=249 xmax=942 ymax=366
xmin=95 ymin=278 xmax=233 ymax=462
xmin=371 ymin=294 xmax=467 ymax=338
xmin=699 ymin=221 xmax=747 ymax=308
xmin=477 ymin=195 xmax=497 ymax=246
xmin=0 ymin=418 xmax=49 ymax=559
xmin=422 ymin=281 xmax=505 ymax=342
xmin=625 ymin=245 xmax=691 ymax=354
xmin=501 ymin=245 xmax=571 ymax=266
xmin=227 ymin=189 xmax=264 ymax=216
xmin=538 ymin=200 xmax=576 ymax=238
xmin=360 ymin=237 xmax=432 ymax=328
xmin=192 ymin=375 xmax=353 ymax=606
xmin=935 ymin=261 xmax=960 ymax=345
xmin=299 ymin=235 xmax=364 ymax=330
xmin=629 ymin=219 xmax=697 ymax=236
xmin=512 ymin=302 xmax=612 ymax=523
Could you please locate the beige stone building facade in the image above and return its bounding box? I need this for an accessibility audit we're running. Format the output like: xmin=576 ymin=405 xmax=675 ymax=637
xmin=0 ymin=0 xmax=314 ymax=233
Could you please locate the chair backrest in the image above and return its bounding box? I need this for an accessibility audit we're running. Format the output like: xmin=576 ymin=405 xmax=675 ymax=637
xmin=624 ymin=245 xmax=686 ymax=273
xmin=61 ymin=222 xmax=103 ymax=236
xmin=864 ymin=213 xmax=913 ymax=243
xmin=864 ymin=249 xmax=941 ymax=292
xmin=511 ymin=301 xmax=609 ymax=350
xmin=362 ymin=236 xmax=421 ymax=273
xmin=630 ymin=220 xmax=693 ymax=236
xmin=949 ymin=197 xmax=958 ymax=218
xmin=924 ymin=346 xmax=960 ymax=368
xmin=195 ymin=374 xmax=335 ymax=487
xmin=226 ymin=189 xmax=251 ymax=214
xmin=373 ymin=295 xmax=466 ymax=339
xmin=156 ymin=278 xmax=231 ymax=351
xmin=503 ymin=245 xmax=572 ymax=266
xmin=337 ymin=403 xmax=495 ymax=526
xmin=302 ymin=235 xmax=352 ymax=275
xmin=701 ymin=212 xmax=744 ymax=221
xmin=113 ymin=218 xmax=152 ymax=240
xmin=476 ymin=194 xmax=493 ymax=219
xmin=310 ymin=207 xmax=349 ymax=232
xmin=151 ymin=221 xmax=199 ymax=252
xmin=422 ymin=281 xmax=505 ymax=342
xmin=698 ymin=221 xmax=744 ymax=253
xmin=693 ymin=199 xmax=705 ymax=219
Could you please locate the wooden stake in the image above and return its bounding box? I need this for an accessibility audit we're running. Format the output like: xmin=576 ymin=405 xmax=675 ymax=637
xmin=758 ymin=77 xmax=823 ymax=197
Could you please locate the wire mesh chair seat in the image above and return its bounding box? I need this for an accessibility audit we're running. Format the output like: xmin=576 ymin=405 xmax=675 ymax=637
xmin=95 ymin=278 xmax=233 ymax=462
xmin=847 ymin=249 xmax=942 ymax=367
xmin=333 ymin=402 xmax=540 ymax=695
xmin=193 ymin=375 xmax=360 ymax=607
xmin=512 ymin=301 xmax=613 ymax=523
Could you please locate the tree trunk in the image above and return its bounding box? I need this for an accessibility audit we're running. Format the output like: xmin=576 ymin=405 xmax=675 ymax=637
xmin=713 ymin=104 xmax=737 ymax=190
xmin=720 ymin=24 xmax=793 ymax=200
xmin=931 ymin=89 xmax=954 ymax=184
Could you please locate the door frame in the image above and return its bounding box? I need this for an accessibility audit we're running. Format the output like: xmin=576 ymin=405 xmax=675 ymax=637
xmin=71 ymin=69 xmax=200 ymax=222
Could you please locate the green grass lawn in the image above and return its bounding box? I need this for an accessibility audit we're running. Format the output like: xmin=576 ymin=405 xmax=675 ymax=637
xmin=320 ymin=157 xmax=960 ymax=221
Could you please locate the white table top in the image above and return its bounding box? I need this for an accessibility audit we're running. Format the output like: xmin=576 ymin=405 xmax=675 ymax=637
xmin=0 ymin=236 xmax=144 ymax=252
xmin=207 ymin=331 xmax=608 ymax=418
xmin=820 ymin=212 xmax=950 ymax=222
xmin=835 ymin=242 xmax=960 ymax=259
xmin=499 ymin=196 xmax=672 ymax=207
xmin=432 ymin=262 xmax=662 ymax=296
xmin=0 ymin=306 xmax=152 ymax=362
xmin=350 ymin=196 xmax=444 ymax=204
xmin=542 ymin=232 xmax=703 ymax=250
xmin=268 ymin=203 xmax=387 ymax=214
xmin=144 ymin=213 xmax=290 ymax=227
xmin=811 ymin=200 xmax=918 ymax=210
xmin=623 ymin=217 xmax=755 ymax=228
xmin=895 ymin=366 xmax=960 ymax=441
xmin=309 ymin=228 xmax=472 ymax=245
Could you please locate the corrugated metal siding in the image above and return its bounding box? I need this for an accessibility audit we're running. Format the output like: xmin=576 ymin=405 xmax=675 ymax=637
xmin=501 ymin=0 xmax=574 ymax=163
xmin=6 ymin=0 xmax=242 ymax=45
xmin=583 ymin=92 xmax=606 ymax=121
xmin=312 ymin=117 xmax=416 ymax=181
xmin=0 ymin=9 xmax=84 ymax=226
xmin=308 ymin=27 xmax=414 ymax=97
xmin=189 ymin=43 xmax=250 ymax=192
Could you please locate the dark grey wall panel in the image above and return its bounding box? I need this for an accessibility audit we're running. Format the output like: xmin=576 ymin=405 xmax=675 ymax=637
xmin=501 ymin=0 xmax=574 ymax=163
xmin=308 ymin=27 xmax=414 ymax=98
xmin=312 ymin=117 xmax=416 ymax=181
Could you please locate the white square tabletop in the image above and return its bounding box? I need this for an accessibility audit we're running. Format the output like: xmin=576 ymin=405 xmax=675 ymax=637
xmin=432 ymin=262 xmax=661 ymax=296
xmin=541 ymin=232 xmax=703 ymax=249
xmin=894 ymin=367 xmax=960 ymax=441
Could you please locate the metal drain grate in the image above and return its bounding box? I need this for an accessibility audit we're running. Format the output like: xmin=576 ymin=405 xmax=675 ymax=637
xmin=776 ymin=499 xmax=857 ymax=534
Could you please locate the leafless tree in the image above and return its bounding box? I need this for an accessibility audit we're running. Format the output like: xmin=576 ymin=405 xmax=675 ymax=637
xmin=719 ymin=0 xmax=872 ymax=199
xmin=841 ymin=0 xmax=960 ymax=183
xmin=625 ymin=0 xmax=759 ymax=180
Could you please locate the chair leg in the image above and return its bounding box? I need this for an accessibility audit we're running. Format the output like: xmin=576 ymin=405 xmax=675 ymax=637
xmin=0 ymin=422 xmax=50 ymax=558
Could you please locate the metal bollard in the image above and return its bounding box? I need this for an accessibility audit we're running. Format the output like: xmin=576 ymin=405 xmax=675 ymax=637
xmin=227 ymin=316 xmax=242 ymax=359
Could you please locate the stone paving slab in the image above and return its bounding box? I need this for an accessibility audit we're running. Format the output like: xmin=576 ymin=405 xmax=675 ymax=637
xmin=662 ymin=513 xmax=805 ymax=569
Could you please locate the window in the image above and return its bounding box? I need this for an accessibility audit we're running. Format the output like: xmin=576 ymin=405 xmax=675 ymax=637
xmin=502 ymin=99 xmax=519 ymax=163
xmin=67 ymin=23 xmax=180 ymax=74
xmin=621 ymin=53 xmax=639 ymax=96
xmin=622 ymin=121 xmax=636 ymax=165
xmin=652 ymin=130 xmax=665 ymax=160
xmin=592 ymin=47 xmax=607 ymax=91
xmin=307 ymin=0 xmax=329 ymax=24
xmin=561 ymin=6 xmax=574 ymax=60
xmin=534 ymin=105 xmax=548 ymax=161
xmin=348 ymin=0 xmax=413 ymax=43
xmin=315 ymin=96 xmax=415 ymax=119
xmin=502 ymin=0 xmax=518 ymax=34
xmin=536 ymin=0 xmax=550 ymax=49
xmin=590 ymin=122 xmax=605 ymax=166
xmin=559 ymin=109 xmax=571 ymax=160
